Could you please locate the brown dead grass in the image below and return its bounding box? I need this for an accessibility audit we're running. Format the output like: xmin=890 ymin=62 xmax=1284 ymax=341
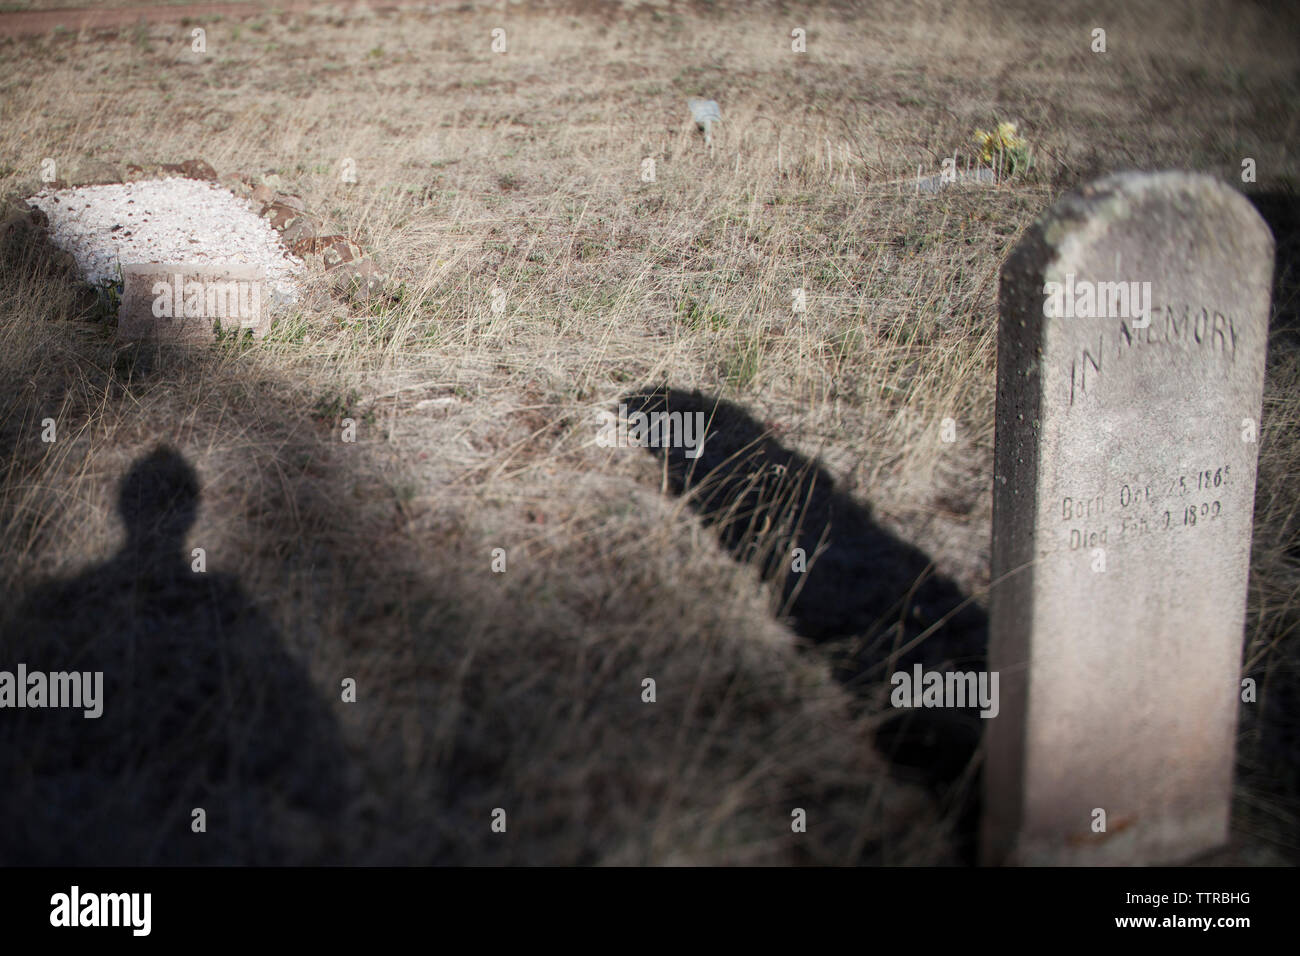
xmin=0 ymin=0 xmax=1296 ymax=863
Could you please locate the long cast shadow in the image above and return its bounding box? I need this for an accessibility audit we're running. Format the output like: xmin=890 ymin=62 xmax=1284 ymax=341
xmin=0 ymin=446 xmax=347 ymax=865
xmin=621 ymin=387 xmax=988 ymax=860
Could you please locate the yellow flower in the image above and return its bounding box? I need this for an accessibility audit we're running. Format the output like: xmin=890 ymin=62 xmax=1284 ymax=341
xmin=973 ymin=121 xmax=1028 ymax=164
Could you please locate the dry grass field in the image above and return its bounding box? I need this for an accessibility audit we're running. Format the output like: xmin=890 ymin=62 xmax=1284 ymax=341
xmin=0 ymin=0 xmax=1296 ymax=865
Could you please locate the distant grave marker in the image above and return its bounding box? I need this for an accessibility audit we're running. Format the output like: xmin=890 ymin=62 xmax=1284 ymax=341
xmin=119 ymin=263 xmax=267 ymax=343
xmin=915 ymin=159 xmax=998 ymax=194
xmin=984 ymin=172 xmax=1274 ymax=865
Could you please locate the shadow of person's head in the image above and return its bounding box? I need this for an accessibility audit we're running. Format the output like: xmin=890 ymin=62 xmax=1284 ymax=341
xmin=117 ymin=444 xmax=199 ymax=565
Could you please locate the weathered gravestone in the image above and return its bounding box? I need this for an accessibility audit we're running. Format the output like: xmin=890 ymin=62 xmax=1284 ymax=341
xmin=119 ymin=263 xmax=267 ymax=343
xmin=984 ymin=172 xmax=1273 ymax=865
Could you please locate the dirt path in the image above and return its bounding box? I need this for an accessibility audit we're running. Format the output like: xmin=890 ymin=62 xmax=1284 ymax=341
xmin=0 ymin=0 xmax=429 ymax=37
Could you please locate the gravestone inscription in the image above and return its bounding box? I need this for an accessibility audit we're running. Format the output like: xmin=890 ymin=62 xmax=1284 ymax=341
xmin=119 ymin=262 xmax=267 ymax=343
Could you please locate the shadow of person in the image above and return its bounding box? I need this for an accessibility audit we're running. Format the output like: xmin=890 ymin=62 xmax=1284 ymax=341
xmin=620 ymin=388 xmax=988 ymax=860
xmin=0 ymin=445 xmax=347 ymax=865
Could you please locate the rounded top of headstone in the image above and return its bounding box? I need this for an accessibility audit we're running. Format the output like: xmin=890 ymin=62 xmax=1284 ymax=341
xmin=1039 ymin=171 xmax=1273 ymax=259
xmin=1003 ymin=171 xmax=1275 ymax=318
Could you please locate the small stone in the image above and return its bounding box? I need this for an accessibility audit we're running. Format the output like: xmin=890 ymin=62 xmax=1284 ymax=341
xmin=281 ymin=216 xmax=317 ymax=248
xmin=260 ymin=201 xmax=301 ymax=232
xmin=272 ymin=193 xmax=306 ymax=213
xmin=292 ymin=234 xmax=360 ymax=265
xmin=330 ymin=257 xmax=389 ymax=301
xmin=158 ymin=159 xmax=218 ymax=181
